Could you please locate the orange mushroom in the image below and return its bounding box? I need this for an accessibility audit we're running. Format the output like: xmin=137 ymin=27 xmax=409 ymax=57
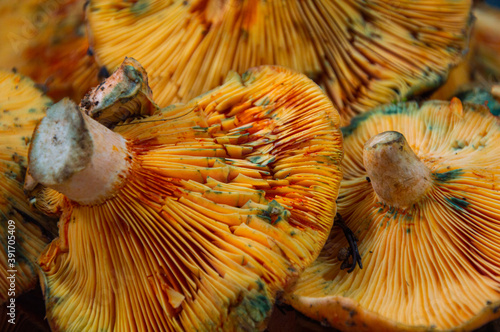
xmin=28 ymin=60 xmax=343 ymax=330
xmin=285 ymin=98 xmax=500 ymax=331
xmin=87 ymin=0 xmax=472 ymax=124
xmin=0 ymin=69 xmax=56 ymax=304
xmin=0 ymin=0 xmax=100 ymax=101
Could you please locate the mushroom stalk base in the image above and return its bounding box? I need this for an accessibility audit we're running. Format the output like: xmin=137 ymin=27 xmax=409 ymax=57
xmin=363 ymin=131 xmax=431 ymax=210
xmin=28 ymin=99 xmax=130 ymax=205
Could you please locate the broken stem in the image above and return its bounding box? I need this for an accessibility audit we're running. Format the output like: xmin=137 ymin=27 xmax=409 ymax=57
xmin=363 ymin=131 xmax=432 ymax=210
xmin=27 ymin=99 xmax=131 ymax=205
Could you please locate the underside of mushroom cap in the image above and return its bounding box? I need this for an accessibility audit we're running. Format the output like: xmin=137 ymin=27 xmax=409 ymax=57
xmin=284 ymin=99 xmax=500 ymax=331
xmin=87 ymin=0 xmax=472 ymax=124
xmin=32 ymin=63 xmax=343 ymax=331
xmin=0 ymin=70 xmax=57 ymax=304
xmin=0 ymin=0 xmax=100 ymax=101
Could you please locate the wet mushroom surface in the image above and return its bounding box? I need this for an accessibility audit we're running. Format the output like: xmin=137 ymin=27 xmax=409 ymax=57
xmin=284 ymin=98 xmax=500 ymax=331
xmin=87 ymin=0 xmax=472 ymax=124
xmin=28 ymin=60 xmax=343 ymax=331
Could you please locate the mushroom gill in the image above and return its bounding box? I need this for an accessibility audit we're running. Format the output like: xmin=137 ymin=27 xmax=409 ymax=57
xmin=87 ymin=0 xmax=472 ymax=124
xmin=28 ymin=61 xmax=343 ymax=331
xmin=284 ymin=98 xmax=500 ymax=331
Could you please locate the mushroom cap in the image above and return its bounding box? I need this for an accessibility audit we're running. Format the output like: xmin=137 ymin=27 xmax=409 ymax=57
xmin=87 ymin=0 xmax=472 ymax=124
xmin=0 ymin=70 xmax=56 ymax=304
xmin=0 ymin=0 xmax=100 ymax=101
xmin=284 ymin=99 xmax=500 ymax=331
xmin=33 ymin=64 xmax=343 ymax=330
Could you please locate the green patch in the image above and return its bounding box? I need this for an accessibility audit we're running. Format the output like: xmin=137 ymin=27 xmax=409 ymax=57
xmin=342 ymin=103 xmax=416 ymax=138
xmin=240 ymin=28 xmax=249 ymax=41
xmin=433 ymin=169 xmax=463 ymax=182
xmin=130 ymin=0 xmax=149 ymax=15
xmin=28 ymin=108 xmax=37 ymax=113
xmin=241 ymin=71 xmax=251 ymax=81
xmin=257 ymin=214 xmax=271 ymax=223
xmin=192 ymin=126 xmax=209 ymax=131
xmin=246 ymin=295 xmax=272 ymax=323
xmin=445 ymin=197 xmax=470 ymax=211
xmin=248 ymin=155 xmax=275 ymax=166
xmin=258 ymin=200 xmax=288 ymax=224
xmin=124 ymin=65 xmax=140 ymax=82
xmin=457 ymin=87 xmax=500 ymax=116
xmin=257 ymin=96 xmax=270 ymax=107
xmin=227 ymin=290 xmax=272 ymax=330
xmin=382 ymin=103 xmax=409 ymax=115
xmin=341 ymin=111 xmax=373 ymax=138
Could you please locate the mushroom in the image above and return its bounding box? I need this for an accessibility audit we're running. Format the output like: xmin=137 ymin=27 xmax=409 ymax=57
xmin=87 ymin=0 xmax=472 ymax=123
xmin=473 ymin=3 xmax=500 ymax=81
xmin=0 ymin=0 xmax=100 ymax=101
xmin=455 ymin=86 xmax=500 ymax=117
xmin=430 ymin=2 xmax=500 ymax=101
xmin=284 ymin=98 xmax=500 ymax=331
xmin=0 ymin=69 xmax=56 ymax=304
xmin=28 ymin=61 xmax=343 ymax=330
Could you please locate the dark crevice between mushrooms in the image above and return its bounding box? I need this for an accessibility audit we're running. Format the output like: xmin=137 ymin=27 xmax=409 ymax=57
xmin=335 ymin=213 xmax=362 ymax=273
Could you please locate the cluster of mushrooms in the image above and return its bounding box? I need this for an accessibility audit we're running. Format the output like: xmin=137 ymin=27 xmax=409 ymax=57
xmin=2 ymin=0 xmax=500 ymax=331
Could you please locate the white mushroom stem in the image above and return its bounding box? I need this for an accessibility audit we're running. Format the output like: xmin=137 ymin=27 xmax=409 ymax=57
xmin=363 ymin=131 xmax=432 ymax=210
xmin=27 ymin=99 xmax=130 ymax=205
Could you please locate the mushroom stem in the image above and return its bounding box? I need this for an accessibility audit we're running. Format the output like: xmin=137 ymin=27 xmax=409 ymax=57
xmin=27 ymin=99 xmax=130 ymax=205
xmin=363 ymin=131 xmax=431 ymax=210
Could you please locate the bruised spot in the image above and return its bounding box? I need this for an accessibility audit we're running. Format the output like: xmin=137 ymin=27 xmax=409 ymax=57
xmin=445 ymin=197 xmax=469 ymax=211
xmin=130 ymin=0 xmax=149 ymax=15
xmin=433 ymin=169 xmax=463 ymax=182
